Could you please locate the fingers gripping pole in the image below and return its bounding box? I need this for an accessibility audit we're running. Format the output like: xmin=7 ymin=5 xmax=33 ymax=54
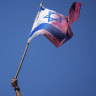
xmin=15 ymin=43 xmax=30 ymax=78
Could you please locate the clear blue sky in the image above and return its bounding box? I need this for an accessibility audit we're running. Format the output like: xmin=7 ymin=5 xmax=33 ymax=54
xmin=0 ymin=0 xmax=96 ymax=96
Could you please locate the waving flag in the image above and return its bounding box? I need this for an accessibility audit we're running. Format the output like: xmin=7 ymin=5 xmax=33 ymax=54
xmin=15 ymin=2 xmax=81 ymax=78
xmin=28 ymin=2 xmax=81 ymax=47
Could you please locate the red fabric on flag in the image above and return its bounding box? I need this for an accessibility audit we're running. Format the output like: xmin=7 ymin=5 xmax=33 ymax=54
xmin=69 ymin=2 xmax=81 ymax=26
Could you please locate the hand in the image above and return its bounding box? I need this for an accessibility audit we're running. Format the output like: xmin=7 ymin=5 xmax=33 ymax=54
xmin=11 ymin=78 xmax=18 ymax=88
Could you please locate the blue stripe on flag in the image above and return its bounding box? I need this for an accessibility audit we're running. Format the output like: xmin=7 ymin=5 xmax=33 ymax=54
xmin=30 ymin=23 xmax=65 ymax=42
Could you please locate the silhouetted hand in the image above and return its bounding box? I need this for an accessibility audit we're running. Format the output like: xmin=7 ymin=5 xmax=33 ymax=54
xmin=11 ymin=78 xmax=18 ymax=88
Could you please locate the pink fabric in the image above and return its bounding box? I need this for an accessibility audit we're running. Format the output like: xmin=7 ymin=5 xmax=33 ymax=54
xmin=69 ymin=2 xmax=81 ymax=27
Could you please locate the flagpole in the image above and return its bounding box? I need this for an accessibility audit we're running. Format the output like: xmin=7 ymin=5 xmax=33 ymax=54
xmin=14 ymin=2 xmax=43 ymax=79
xmin=40 ymin=1 xmax=43 ymax=8
xmin=15 ymin=42 xmax=30 ymax=78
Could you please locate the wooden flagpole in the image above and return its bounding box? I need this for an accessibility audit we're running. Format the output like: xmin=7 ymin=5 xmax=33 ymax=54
xmin=14 ymin=2 xmax=43 ymax=79
xmin=15 ymin=43 xmax=30 ymax=78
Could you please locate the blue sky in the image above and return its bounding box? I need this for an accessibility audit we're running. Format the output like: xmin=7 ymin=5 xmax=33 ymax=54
xmin=0 ymin=0 xmax=96 ymax=96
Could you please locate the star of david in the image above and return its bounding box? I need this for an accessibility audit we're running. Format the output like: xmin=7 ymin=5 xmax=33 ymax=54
xmin=44 ymin=11 xmax=65 ymax=23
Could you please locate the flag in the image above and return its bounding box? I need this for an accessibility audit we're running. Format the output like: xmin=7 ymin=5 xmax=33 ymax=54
xmin=28 ymin=2 xmax=81 ymax=47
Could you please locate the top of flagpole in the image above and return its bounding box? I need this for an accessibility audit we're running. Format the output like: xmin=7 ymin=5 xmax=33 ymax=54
xmin=40 ymin=2 xmax=43 ymax=7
